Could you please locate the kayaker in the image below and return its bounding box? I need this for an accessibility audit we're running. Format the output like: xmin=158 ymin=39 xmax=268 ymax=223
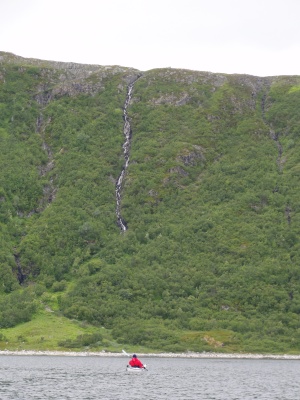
xmin=129 ymin=354 xmax=144 ymax=368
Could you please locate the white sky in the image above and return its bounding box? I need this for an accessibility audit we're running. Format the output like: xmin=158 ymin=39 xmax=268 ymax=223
xmin=1 ymin=0 xmax=300 ymax=77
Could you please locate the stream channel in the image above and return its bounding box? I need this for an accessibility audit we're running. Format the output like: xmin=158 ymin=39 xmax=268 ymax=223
xmin=115 ymin=80 xmax=137 ymax=231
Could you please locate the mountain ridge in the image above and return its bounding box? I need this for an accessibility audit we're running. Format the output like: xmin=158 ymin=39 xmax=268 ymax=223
xmin=2 ymin=50 xmax=294 ymax=79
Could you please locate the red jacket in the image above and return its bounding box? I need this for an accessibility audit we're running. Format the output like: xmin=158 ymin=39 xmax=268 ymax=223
xmin=129 ymin=357 xmax=144 ymax=368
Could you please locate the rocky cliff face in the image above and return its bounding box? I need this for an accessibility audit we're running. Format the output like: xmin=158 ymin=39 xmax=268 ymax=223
xmin=0 ymin=51 xmax=140 ymax=99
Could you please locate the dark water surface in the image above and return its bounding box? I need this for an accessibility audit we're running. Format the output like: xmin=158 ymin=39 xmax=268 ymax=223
xmin=0 ymin=355 xmax=299 ymax=399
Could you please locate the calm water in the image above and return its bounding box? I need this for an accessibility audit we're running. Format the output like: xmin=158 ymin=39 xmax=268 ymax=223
xmin=0 ymin=355 xmax=299 ymax=399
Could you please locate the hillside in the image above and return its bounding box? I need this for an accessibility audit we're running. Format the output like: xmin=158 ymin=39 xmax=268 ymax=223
xmin=1 ymin=52 xmax=300 ymax=353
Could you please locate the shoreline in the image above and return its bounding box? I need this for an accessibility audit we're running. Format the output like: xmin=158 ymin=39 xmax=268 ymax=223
xmin=1 ymin=350 xmax=300 ymax=359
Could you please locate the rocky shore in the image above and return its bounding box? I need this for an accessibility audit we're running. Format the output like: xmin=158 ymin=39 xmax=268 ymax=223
xmin=1 ymin=350 xmax=300 ymax=359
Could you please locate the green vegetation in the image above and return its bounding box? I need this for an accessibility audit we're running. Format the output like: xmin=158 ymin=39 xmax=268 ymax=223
xmin=1 ymin=53 xmax=300 ymax=354
xmin=0 ymin=310 xmax=108 ymax=351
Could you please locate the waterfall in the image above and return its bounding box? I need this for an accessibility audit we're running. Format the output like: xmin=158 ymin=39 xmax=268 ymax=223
xmin=14 ymin=252 xmax=26 ymax=284
xmin=115 ymin=81 xmax=136 ymax=231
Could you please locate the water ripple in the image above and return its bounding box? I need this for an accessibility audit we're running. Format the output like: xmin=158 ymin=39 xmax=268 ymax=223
xmin=0 ymin=356 xmax=299 ymax=399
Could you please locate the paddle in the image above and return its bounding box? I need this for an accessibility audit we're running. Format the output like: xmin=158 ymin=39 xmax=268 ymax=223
xmin=122 ymin=349 xmax=130 ymax=357
xmin=122 ymin=349 xmax=130 ymax=369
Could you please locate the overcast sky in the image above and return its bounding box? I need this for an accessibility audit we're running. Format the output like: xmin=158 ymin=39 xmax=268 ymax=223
xmin=1 ymin=0 xmax=300 ymax=77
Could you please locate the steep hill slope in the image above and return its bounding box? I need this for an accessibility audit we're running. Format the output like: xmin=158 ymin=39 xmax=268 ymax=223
xmin=1 ymin=52 xmax=300 ymax=353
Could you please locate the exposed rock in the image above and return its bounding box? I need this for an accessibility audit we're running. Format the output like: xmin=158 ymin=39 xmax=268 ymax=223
xmin=285 ymin=206 xmax=292 ymax=224
xmin=151 ymin=92 xmax=191 ymax=106
xmin=178 ymin=146 xmax=205 ymax=166
xmin=148 ymin=189 xmax=158 ymax=197
xmin=169 ymin=166 xmax=189 ymax=176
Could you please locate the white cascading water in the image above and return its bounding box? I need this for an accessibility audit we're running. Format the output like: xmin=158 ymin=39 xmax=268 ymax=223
xmin=115 ymin=82 xmax=135 ymax=231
